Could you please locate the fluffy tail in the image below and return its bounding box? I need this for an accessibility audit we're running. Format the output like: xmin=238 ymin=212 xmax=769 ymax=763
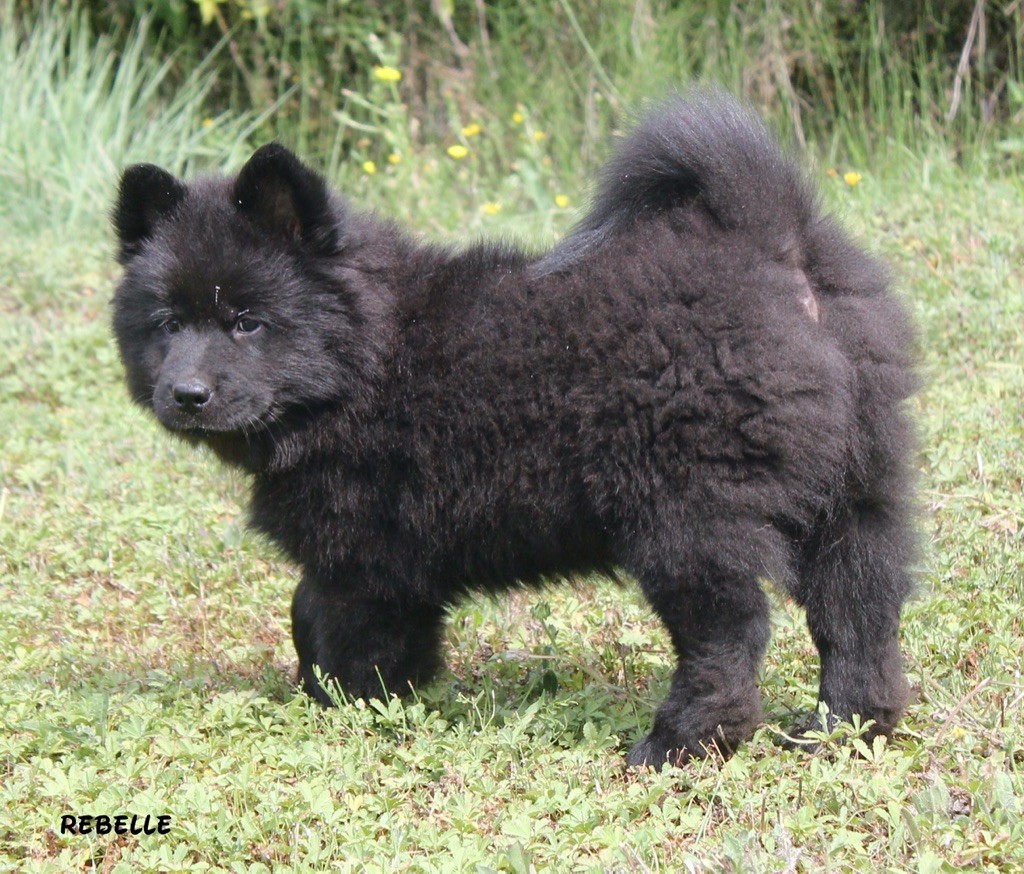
xmin=534 ymin=87 xmax=817 ymax=274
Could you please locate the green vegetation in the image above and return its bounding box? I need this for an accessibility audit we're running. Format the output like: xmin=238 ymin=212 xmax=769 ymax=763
xmin=1 ymin=2 xmax=1022 ymax=870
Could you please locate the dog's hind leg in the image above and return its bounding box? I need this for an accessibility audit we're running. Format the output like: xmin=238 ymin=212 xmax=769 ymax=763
xmin=622 ymin=510 xmax=781 ymax=769
xmin=794 ymin=496 xmax=913 ymax=741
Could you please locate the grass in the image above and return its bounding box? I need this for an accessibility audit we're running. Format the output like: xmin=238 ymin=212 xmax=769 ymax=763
xmin=78 ymin=0 xmax=1023 ymax=176
xmin=2 ymin=4 xmax=1024 ymax=872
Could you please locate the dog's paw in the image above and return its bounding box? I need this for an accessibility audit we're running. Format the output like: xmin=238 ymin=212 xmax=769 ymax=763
xmin=625 ymin=733 xmax=724 ymax=771
xmin=626 ymin=736 xmax=689 ymax=771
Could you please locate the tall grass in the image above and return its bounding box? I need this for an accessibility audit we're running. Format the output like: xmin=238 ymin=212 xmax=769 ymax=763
xmin=460 ymin=0 xmax=1022 ymax=173
xmin=207 ymin=0 xmax=1020 ymax=203
xmin=3 ymin=1 xmax=1020 ymax=246
xmin=0 ymin=7 xmax=260 ymax=239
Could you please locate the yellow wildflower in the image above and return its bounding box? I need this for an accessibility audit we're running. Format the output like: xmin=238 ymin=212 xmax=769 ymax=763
xmin=532 ymin=130 xmax=546 ymax=142
xmin=461 ymin=123 xmax=482 ymax=138
xmin=481 ymin=202 xmax=502 ymax=216
xmin=372 ymin=65 xmax=402 ymax=83
xmin=511 ymin=111 xmax=524 ymax=124
xmin=362 ymin=160 xmax=377 ymax=175
xmin=843 ymin=171 xmax=862 ymax=187
xmin=447 ymin=144 xmax=469 ymax=159
xmin=201 ymin=118 xmax=213 ymax=129
xmin=387 ymin=153 xmax=401 ymax=165
xmin=554 ymin=194 xmax=570 ymax=209
xmin=198 ymin=0 xmax=218 ymax=25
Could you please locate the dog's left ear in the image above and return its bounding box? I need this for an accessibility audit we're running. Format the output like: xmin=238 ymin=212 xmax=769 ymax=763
xmin=234 ymin=144 xmax=339 ymax=253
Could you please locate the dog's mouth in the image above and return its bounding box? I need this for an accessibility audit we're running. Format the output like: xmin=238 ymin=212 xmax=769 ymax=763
xmin=178 ymin=423 xmax=231 ymax=436
xmin=153 ymin=400 xmax=270 ymax=437
xmin=160 ymin=413 xmax=269 ymax=437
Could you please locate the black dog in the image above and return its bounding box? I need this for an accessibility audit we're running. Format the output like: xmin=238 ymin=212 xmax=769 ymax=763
xmin=112 ymin=90 xmax=916 ymax=767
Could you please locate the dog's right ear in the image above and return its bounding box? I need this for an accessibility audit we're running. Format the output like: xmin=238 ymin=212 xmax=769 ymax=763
xmin=113 ymin=164 xmax=186 ymax=263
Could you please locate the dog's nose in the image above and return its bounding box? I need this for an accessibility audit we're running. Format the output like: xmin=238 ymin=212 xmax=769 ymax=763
xmin=172 ymin=381 xmax=212 ymax=409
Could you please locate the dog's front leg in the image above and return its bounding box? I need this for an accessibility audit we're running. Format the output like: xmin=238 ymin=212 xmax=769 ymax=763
xmin=290 ymin=571 xmax=447 ymax=705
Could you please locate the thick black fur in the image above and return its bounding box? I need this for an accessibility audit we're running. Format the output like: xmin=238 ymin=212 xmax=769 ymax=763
xmin=111 ymin=90 xmax=917 ymax=768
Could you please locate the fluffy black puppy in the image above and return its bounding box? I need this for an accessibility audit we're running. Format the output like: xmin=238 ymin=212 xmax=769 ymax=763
xmin=112 ymin=90 xmax=916 ymax=767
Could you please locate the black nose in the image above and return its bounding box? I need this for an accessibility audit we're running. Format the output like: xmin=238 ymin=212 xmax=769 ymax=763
xmin=171 ymin=381 xmax=212 ymax=409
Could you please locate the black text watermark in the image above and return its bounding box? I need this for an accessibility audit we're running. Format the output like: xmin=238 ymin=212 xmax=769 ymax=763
xmin=59 ymin=814 xmax=172 ymax=836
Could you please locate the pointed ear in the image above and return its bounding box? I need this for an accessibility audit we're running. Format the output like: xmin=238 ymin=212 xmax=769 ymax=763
xmin=113 ymin=164 xmax=186 ymax=262
xmin=233 ymin=143 xmax=339 ymax=252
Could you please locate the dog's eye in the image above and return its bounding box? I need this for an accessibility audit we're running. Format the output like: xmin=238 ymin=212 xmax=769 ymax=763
xmin=161 ymin=318 xmax=181 ymax=335
xmin=235 ymin=315 xmax=262 ymax=335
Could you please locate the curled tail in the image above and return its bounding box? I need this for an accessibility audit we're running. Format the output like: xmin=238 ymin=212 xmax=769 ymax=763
xmin=534 ymin=87 xmax=817 ymax=275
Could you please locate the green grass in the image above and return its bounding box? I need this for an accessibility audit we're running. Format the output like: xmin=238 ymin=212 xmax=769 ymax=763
xmin=2 ymin=5 xmax=1024 ymax=873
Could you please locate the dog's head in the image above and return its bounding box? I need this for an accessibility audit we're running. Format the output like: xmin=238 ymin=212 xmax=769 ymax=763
xmin=111 ymin=145 xmax=387 ymax=453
